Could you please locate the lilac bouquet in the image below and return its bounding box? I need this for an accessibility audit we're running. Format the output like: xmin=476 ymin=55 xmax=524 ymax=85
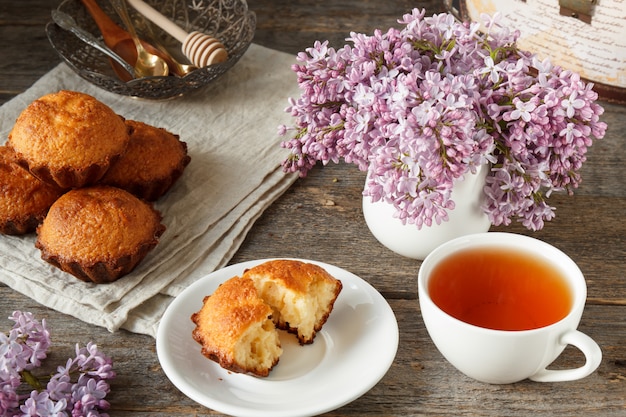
xmin=279 ymin=9 xmax=607 ymax=231
xmin=0 ymin=311 xmax=115 ymax=417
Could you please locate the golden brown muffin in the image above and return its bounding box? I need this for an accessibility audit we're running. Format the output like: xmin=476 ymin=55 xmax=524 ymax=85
xmin=7 ymin=90 xmax=130 ymax=189
xmin=0 ymin=146 xmax=64 ymax=235
xmin=99 ymin=120 xmax=190 ymax=201
xmin=243 ymin=260 xmax=343 ymax=344
xmin=191 ymin=276 xmax=283 ymax=377
xmin=35 ymin=185 xmax=165 ymax=283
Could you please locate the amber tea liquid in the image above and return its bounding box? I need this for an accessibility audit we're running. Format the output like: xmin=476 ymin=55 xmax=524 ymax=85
xmin=428 ymin=247 xmax=573 ymax=331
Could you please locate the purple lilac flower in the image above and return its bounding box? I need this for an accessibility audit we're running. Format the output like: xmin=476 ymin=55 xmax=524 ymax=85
xmin=279 ymin=9 xmax=607 ymax=230
xmin=1 ymin=311 xmax=51 ymax=373
xmin=20 ymin=391 xmax=67 ymax=417
xmin=46 ymin=343 xmax=114 ymax=416
xmin=1 ymin=379 xmax=20 ymax=416
xmin=1 ymin=312 xmax=115 ymax=417
xmin=70 ymin=375 xmax=110 ymax=417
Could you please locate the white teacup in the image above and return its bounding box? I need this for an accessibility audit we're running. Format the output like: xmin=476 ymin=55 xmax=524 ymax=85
xmin=417 ymin=232 xmax=602 ymax=384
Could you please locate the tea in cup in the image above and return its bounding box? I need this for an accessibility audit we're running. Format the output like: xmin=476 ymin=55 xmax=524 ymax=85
xmin=417 ymin=232 xmax=602 ymax=384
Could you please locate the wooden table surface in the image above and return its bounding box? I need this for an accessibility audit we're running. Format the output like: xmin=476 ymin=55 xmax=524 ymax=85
xmin=1 ymin=1 xmax=625 ymax=416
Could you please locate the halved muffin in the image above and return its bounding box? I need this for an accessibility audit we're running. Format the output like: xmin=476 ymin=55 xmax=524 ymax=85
xmin=191 ymin=276 xmax=283 ymax=377
xmin=243 ymin=260 xmax=343 ymax=344
xmin=35 ymin=185 xmax=165 ymax=283
xmin=7 ymin=90 xmax=130 ymax=189
xmin=0 ymin=146 xmax=64 ymax=235
xmin=99 ymin=120 xmax=190 ymax=201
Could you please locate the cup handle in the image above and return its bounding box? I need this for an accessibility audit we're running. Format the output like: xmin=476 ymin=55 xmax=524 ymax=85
xmin=529 ymin=330 xmax=602 ymax=382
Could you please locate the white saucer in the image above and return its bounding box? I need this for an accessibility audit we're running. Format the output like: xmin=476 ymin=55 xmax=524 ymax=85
xmin=156 ymin=259 xmax=399 ymax=417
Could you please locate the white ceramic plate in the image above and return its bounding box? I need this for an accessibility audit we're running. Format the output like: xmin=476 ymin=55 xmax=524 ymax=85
xmin=156 ymin=258 xmax=399 ymax=417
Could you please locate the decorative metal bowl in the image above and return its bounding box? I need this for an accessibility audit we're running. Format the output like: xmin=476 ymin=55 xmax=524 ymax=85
xmin=47 ymin=0 xmax=256 ymax=100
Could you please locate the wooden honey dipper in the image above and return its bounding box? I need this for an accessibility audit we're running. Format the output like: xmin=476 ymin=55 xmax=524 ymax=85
xmin=126 ymin=0 xmax=228 ymax=67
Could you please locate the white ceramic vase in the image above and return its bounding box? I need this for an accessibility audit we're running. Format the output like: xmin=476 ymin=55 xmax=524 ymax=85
xmin=362 ymin=165 xmax=491 ymax=260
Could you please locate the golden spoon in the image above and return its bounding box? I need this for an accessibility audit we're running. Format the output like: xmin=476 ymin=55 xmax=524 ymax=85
xmin=135 ymin=16 xmax=198 ymax=76
xmin=109 ymin=0 xmax=168 ymax=78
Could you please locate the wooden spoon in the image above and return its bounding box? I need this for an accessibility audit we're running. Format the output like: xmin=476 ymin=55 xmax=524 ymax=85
xmin=79 ymin=0 xmax=168 ymax=80
xmin=51 ymin=9 xmax=135 ymax=79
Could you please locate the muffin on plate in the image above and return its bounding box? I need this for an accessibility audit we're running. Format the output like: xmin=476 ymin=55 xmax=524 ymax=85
xmin=243 ymin=259 xmax=343 ymax=344
xmin=35 ymin=185 xmax=165 ymax=283
xmin=0 ymin=146 xmax=64 ymax=235
xmin=7 ymin=90 xmax=130 ymax=189
xmin=191 ymin=275 xmax=283 ymax=377
xmin=99 ymin=120 xmax=191 ymax=201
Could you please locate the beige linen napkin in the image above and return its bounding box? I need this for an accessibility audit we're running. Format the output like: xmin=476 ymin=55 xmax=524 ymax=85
xmin=0 ymin=44 xmax=298 ymax=337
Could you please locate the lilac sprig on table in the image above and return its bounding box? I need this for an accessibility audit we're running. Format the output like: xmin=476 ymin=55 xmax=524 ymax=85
xmin=0 ymin=311 xmax=115 ymax=417
xmin=278 ymin=9 xmax=607 ymax=231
